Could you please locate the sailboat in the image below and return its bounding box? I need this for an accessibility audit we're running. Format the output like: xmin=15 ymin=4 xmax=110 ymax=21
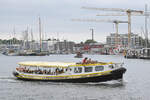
xmin=18 ymin=17 xmax=49 ymax=56
xmin=2 ymin=27 xmax=20 ymax=56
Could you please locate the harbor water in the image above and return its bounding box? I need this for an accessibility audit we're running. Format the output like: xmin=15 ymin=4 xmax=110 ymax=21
xmin=0 ymin=54 xmax=150 ymax=100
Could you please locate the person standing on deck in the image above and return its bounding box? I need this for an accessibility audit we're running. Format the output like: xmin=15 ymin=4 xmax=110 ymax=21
xmin=82 ymin=57 xmax=88 ymax=64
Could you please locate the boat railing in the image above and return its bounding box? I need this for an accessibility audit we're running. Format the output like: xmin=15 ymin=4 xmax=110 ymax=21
xmin=76 ymin=61 xmax=106 ymax=65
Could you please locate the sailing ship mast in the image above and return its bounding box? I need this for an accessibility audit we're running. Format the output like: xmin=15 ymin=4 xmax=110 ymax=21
xmin=145 ymin=4 xmax=149 ymax=48
xmin=13 ymin=26 xmax=16 ymax=44
xmin=31 ymin=28 xmax=34 ymax=50
xmin=39 ymin=17 xmax=42 ymax=51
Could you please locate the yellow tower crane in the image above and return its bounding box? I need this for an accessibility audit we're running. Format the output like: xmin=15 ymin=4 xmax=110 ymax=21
xmin=72 ymin=19 xmax=128 ymax=46
xmin=82 ymin=7 xmax=144 ymax=48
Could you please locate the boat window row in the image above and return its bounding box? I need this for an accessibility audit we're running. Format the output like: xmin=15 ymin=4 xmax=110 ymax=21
xmin=74 ymin=66 xmax=104 ymax=73
xmin=16 ymin=65 xmax=104 ymax=75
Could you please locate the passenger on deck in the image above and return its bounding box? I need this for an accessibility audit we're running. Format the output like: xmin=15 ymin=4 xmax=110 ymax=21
xmin=87 ymin=58 xmax=92 ymax=63
xmin=82 ymin=57 xmax=88 ymax=64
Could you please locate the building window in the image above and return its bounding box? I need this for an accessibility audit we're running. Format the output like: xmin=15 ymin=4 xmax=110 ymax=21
xmin=74 ymin=67 xmax=82 ymax=73
xmin=84 ymin=67 xmax=93 ymax=72
xmin=95 ymin=66 xmax=104 ymax=71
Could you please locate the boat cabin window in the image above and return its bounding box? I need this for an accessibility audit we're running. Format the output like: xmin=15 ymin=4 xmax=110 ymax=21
xmin=84 ymin=67 xmax=93 ymax=73
xmin=95 ymin=66 xmax=104 ymax=71
xmin=109 ymin=65 xmax=114 ymax=69
xmin=74 ymin=67 xmax=82 ymax=73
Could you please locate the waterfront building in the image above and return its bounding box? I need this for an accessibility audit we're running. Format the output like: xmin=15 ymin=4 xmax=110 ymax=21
xmin=73 ymin=43 xmax=84 ymax=53
xmin=54 ymin=40 xmax=75 ymax=54
xmin=106 ymin=33 xmax=144 ymax=48
xmin=0 ymin=44 xmax=21 ymax=53
xmin=88 ymin=43 xmax=104 ymax=54
xmin=46 ymin=39 xmax=58 ymax=53
xmin=74 ymin=43 xmax=104 ymax=54
xmin=20 ymin=41 xmax=39 ymax=51
xmin=74 ymin=42 xmax=104 ymax=54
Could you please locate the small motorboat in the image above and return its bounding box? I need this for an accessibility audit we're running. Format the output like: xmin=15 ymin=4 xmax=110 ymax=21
xmin=74 ymin=52 xmax=83 ymax=58
xmin=13 ymin=61 xmax=126 ymax=83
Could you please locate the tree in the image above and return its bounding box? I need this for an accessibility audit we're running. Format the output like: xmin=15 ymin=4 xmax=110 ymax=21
xmin=84 ymin=39 xmax=97 ymax=44
xmin=0 ymin=38 xmax=22 ymax=44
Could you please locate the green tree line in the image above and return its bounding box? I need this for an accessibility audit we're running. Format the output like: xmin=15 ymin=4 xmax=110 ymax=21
xmin=0 ymin=38 xmax=22 ymax=44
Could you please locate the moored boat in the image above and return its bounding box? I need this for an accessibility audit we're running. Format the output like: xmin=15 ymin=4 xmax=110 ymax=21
xmin=13 ymin=61 xmax=126 ymax=83
xmin=124 ymin=49 xmax=139 ymax=59
xmin=18 ymin=50 xmax=49 ymax=56
xmin=139 ymin=48 xmax=150 ymax=59
xmin=74 ymin=52 xmax=83 ymax=58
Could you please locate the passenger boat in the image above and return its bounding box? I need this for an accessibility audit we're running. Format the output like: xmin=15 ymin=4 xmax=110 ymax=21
xmin=13 ymin=61 xmax=126 ymax=83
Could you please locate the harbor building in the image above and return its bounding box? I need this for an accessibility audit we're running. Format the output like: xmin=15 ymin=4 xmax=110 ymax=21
xmin=106 ymin=33 xmax=144 ymax=48
xmin=74 ymin=43 xmax=104 ymax=54
xmin=73 ymin=43 xmax=84 ymax=53
xmin=46 ymin=39 xmax=58 ymax=54
xmin=0 ymin=44 xmax=21 ymax=53
xmin=83 ymin=43 xmax=104 ymax=54
xmin=54 ymin=40 xmax=75 ymax=54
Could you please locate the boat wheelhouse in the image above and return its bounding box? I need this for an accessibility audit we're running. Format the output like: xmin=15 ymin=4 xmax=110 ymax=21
xmin=13 ymin=61 xmax=126 ymax=83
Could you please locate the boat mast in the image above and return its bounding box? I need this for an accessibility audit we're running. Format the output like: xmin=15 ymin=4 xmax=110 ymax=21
xmin=26 ymin=27 xmax=29 ymax=44
xmin=145 ymin=4 xmax=149 ymax=48
xmin=39 ymin=17 xmax=42 ymax=52
xmin=13 ymin=26 xmax=16 ymax=44
xmin=31 ymin=28 xmax=34 ymax=50
xmin=26 ymin=27 xmax=29 ymax=50
xmin=31 ymin=28 xmax=33 ymax=42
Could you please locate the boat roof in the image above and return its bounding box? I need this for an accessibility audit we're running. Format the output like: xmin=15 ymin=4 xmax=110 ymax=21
xmin=18 ymin=61 xmax=76 ymax=68
xmin=18 ymin=61 xmax=114 ymax=68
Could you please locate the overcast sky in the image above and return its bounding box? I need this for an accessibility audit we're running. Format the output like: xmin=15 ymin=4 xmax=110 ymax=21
xmin=0 ymin=0 xmax=150 ymax=43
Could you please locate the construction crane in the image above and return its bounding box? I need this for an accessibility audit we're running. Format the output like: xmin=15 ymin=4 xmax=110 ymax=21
xmin=72 ymin=19 xmax=128 ymax=46
xmin=82 ymin=7 xmax=144 ymax=48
